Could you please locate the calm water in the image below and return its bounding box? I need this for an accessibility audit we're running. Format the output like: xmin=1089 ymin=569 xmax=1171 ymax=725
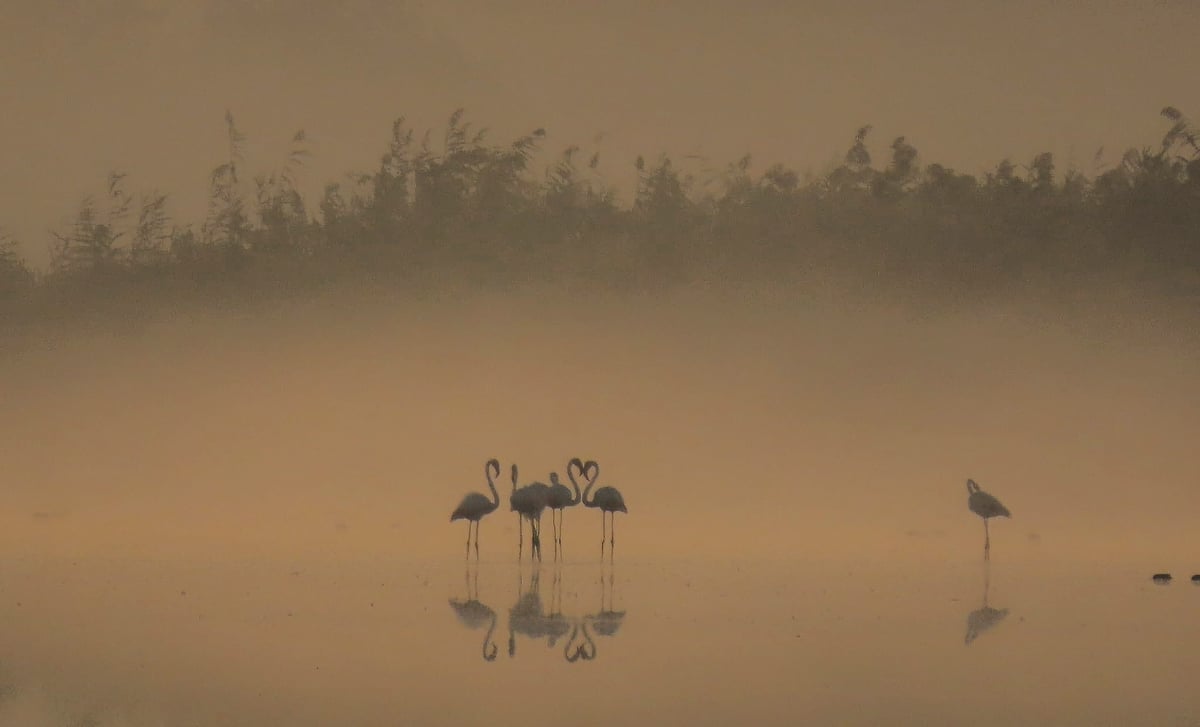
xmin=0 ymin=552 xmax=1197 ymax=726
xmin=3 ymin=286 xmax=1199 ymax=725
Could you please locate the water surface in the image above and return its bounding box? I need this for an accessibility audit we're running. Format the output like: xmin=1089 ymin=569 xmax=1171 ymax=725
xmin=2 ymin=284 xmax=1198 ymax=725
xmin=0 ymin=553 xmax=1197 ymax=726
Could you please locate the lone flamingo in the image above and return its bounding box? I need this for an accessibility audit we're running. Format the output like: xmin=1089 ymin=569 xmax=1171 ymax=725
xmin=546 ymin=458 xmax=584 ymax=559
xmin=581 ymin=460 xmax=627 ymax=559
xmin=967 ymin=478 xmax=1011 ymax=558
xmin=510 ymin=464 xmax=550 ymax=561
xmin=449 ymin=459 xmax=501 ymax=559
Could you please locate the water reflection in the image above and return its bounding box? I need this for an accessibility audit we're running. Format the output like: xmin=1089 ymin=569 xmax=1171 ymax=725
xmin=507 ymin=566 xmax=548 ymax=657
xmin=447 ymin=566 xmax=499 ymax=662
xmin=543 ymin=567 xmax=573 ymax=650
xmin=568 ymin=567 xmax=626 ymax=662
xmin=965 ymin=558 xmax=1009 ymax=646
xmin=448 ymin=564 xmax=628 ymax=664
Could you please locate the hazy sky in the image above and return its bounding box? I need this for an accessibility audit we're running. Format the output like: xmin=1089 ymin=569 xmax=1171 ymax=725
xmin=2 ymin=0 xmax=1199 ymax=265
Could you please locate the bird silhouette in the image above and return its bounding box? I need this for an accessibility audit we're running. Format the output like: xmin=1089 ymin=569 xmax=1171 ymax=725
xmin=581 ymin=460 xmax=627 ymax=559
xmin=448 ymin=567 xmax=499 ymax=661
xmin=449 ymin=459 xmax=502 ymax=559
xmin=546 ymin=458 xmax=585 ymax=560
xmin=965 ymin=557 xmax=1009 ymax=645
xmin=509 ymin=464 xmax=550 ymax=562
xmin=967 ymin=478 xmax=1011 ymax=558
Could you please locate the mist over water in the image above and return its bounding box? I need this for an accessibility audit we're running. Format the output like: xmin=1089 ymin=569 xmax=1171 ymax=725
xmin=4 ymin=280 xmax=1199 ymax=562
xmin=3 ymin=0 xmax=1199 ymax=721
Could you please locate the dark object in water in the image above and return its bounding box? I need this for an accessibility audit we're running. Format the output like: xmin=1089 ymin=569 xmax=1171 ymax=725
xmin=1192 ymin=574 xmax=1200 ymax=583
xmin=1151 ymin=573 xmax=1172 ymax=584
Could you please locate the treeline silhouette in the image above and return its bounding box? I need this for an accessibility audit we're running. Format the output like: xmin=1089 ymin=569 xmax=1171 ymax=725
xmin=2 ymin=107 xmax=1198 ymax=317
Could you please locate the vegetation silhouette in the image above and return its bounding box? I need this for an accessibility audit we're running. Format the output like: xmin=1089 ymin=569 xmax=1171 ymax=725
xmin=2 ymin=106 xmax=1198 ymax=321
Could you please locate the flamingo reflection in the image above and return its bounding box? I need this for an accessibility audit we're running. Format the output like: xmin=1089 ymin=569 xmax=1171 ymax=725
xmin=507 ymin=566 xmax=549 ymax=657
xmin=965 ymin=557 xmax=1009 ymax=645
xmin=505 ymin=565 xmax=577 ymax=657
xmin=543 ymin=565 xmax=573 ymax=649
xmin=569 ymin=566 xmax=626 ymax=661
xmin=448 ymin=566 xmax=499 ymax=661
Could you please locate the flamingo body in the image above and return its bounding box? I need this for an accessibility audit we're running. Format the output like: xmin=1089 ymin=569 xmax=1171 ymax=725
xmin=451 ymin=492 xmax=498 ymax=522
xmin=968 ymin=479 xmax=1011 ymax=520
xmin=509 ymin=464 xmax=550 ymax=560
xmin=966 ymin=478 xmax=1010 ymax=556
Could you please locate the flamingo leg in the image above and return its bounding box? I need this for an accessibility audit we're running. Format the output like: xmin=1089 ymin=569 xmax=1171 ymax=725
xmin=518 ymin=516 xmax=524 ymax=561
xmin=465 ymin=522 xmax=472 ymax=559
xmin=474 ymin=520 xmax=481 ymax=559
xmin=532 ymin=516 xmax=542 ymax=562
xmin=551 ymin=510 xmax=558 ymax=560
xmin=983 ymin=518 xmax=991 ymax=560
xmin=600 ymin=512 xmax=606 ymax=558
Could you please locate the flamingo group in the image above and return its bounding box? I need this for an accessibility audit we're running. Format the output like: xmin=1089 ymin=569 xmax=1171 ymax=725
xmin=452 ymin=462 xmax=1014 ymax=563
xmin=448 ymin=457 xmax=628 ymax=561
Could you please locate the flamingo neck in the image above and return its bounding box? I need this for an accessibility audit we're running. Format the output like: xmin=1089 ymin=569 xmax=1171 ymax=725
xmin=582 ymin=463 xmax=601 ymax=507
xmin=486 ymin=463 xmax=500 ymax=506
xmin=566 ymin=468 xmax=582 ymax=505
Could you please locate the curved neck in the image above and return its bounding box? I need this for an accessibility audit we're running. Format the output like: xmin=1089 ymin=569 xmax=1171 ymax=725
xmin=581 ymin=462 xmax=600 ymax=506
xmin=482 ymin=614 xmax=498 ymax=661
xmin=565 ymin=624 xmax=582 ymax=662
xmin=486 ymin=462 xmax=500 ymax=506
xmin=511 ymin=464 xmax=519 ymax=494
xmin=578 ymin=622 xmax=596 ymax=660
xmin=566 ymin=466 xmax=582 ymax=505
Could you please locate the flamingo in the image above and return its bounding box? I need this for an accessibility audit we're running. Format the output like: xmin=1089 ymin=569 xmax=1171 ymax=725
xmin=545 ymin=458 xmax=584 ymax=559
xmin=509 ymin=464 xmax=550 ymax=561
xmin=581 ymin=460 xmax=627 ymax=559
xmin=449 ymin=459 xmax=501 ymax=559
xmin=967 ymin=478 xmax=1011 ymax=557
